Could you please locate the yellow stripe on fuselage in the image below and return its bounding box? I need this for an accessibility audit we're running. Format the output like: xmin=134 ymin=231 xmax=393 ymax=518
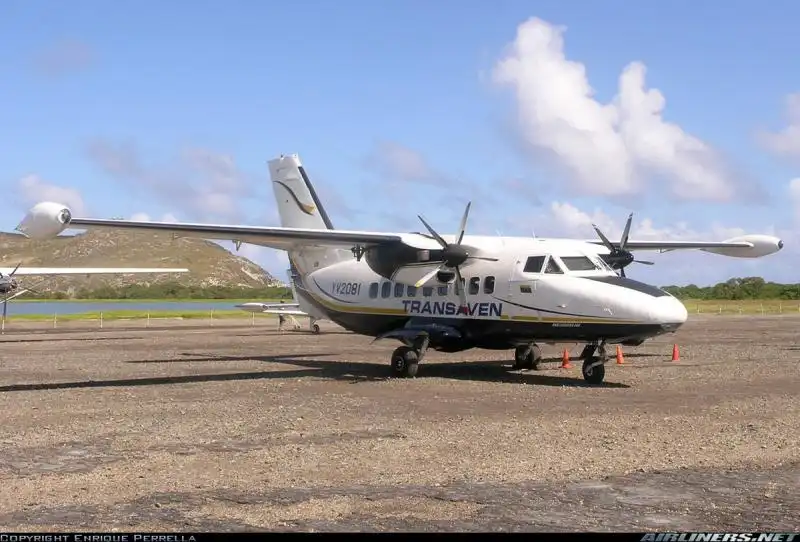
xmin=306 ymin=291 xmax=644 ymax=325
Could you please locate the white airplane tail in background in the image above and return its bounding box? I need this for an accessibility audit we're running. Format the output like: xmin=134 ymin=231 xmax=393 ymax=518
xmin=268 ymin=154 xmax=350 ymax=271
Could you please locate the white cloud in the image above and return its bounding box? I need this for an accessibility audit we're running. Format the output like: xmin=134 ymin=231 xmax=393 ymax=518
xmin=757 ymin=93 xmax=800 ymax=158
xmin=789 ymin=178 xmax=800 ymax=220
xmin=515 ymin=200 xmax=748 ymax=243
xmin=16 ymin=174 xmax=86 ymax=215
xmin=129 ymin=212 xmax=179 ymax=222
xmin=492 ymin=17 xmax=742 ymax=202
xmin=86 ymin=140 xmax=256 ymax=222
xmin=364 ymin=141 xmax=453 ymax=187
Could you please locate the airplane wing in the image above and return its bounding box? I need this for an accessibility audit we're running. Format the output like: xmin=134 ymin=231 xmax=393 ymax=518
xmin=235 ymin=302 xmax=308 ymax=316
xmin=260 ymin=308 xmax=308 ymax=316
xmin=16 ymin=201 xmax=782 ymax=259
xmin=16 ymin=202 xmax=444 ymax=251
xmin=583 ymin=236 xmax=784 ymax=258
xmin=0 ymin=267 xmax=189 ymax=276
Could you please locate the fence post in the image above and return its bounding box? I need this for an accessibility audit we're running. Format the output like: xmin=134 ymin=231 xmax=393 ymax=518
xmin=210 ymin=310 xmax=213 ymax=326
xmin=53 ymin=313 xmax=57 ymax=328
xmin=147 ymin=312 xmax=150 ymax=327
xmin=100 ymin=312 xmax=103 ymax=329
xmin=252 ymin=312 xmax=255 ymax=326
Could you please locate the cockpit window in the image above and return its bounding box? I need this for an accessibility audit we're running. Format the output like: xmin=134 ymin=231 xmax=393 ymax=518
xmin=559 ymin=256 xmax=600 ymax=271
xmin=523 ymin=256 xmax=546 ymax=273
xmin=544 ymin=256 xmax=563 ymax=274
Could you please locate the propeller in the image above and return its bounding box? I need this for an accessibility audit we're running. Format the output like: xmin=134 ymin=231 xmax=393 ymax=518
xmin=0 ymin=262 xmax=40 ymax=334
xmin=591 ymin=213 xmax=654 ymax=278
xmin=414 ymin=202 xmax=498 ymax=310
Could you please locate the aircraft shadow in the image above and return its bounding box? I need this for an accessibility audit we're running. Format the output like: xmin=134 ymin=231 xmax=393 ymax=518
xmin=118 ymin=352 xmax=628 ymax=389
xmin=0 ymin=336 xmax=147 ymax=344
xmin=0 ymin=354 xmax=630 ymax=394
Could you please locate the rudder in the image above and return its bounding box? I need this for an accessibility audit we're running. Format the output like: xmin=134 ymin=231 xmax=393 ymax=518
xmin=269 ymin=154 xmax=334 ymax=231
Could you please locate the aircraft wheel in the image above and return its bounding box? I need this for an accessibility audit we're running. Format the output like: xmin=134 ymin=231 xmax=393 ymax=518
xmin=513 ymin=344 xmax=542 ymax=370
xmin=311 ymin=323 xmax=320 ymax=334
xmin=391 ymin=346 xmax=419 ymax=378
xmin=582 ymin=356 xmax=605 ymax=384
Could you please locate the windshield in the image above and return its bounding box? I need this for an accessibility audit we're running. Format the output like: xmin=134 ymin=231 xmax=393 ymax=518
xmin=559 ymin=255 xmax=601 ymax=271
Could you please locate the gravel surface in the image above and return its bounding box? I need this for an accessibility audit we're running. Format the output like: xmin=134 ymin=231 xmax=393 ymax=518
xmin=0 ymin=314 xmax=798 ymax=531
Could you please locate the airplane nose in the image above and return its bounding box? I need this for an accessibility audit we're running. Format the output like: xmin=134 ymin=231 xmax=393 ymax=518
xmin=651 ymin=295 xmax=688 ymax=332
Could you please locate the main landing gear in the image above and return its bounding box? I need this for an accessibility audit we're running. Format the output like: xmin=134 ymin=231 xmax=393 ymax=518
xmin=309 ymin=318 xmax=320 ymax=334
xmin=390 ymin=336 xmax=430 ymax=378
xmin=580 ymin=342 xmax=608 ymax=384
xmin=513 ymin=344 xmax=542 ymax=370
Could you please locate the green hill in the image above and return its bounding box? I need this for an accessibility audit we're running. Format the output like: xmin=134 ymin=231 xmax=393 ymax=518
xmin=0 ymin=229 xmax=284 ymax=298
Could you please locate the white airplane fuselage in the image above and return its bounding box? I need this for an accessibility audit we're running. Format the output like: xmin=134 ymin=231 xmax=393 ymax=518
xmin=289 ymin=234 xmax=688 ymax=352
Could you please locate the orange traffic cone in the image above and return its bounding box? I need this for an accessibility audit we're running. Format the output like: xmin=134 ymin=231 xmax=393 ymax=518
xmin=671 ymin=344 xmax=680 ymax=362
xmin=561 ymin=349 xmax=572 ymax=369
xmin=616 ymin=345 xmax=624 ymax=365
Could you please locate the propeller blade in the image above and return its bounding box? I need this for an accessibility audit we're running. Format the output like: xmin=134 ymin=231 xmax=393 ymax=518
xmin=619 ymin=267 xmax=626 ymax=278
xmin=2 ymin=296 xmax=8 ymax=332
xmin=9 ymin=262 xmax=22 ymax=277
xmin=417 ymin=215 xmax=448 ymax=248
xmin=634 ymin=260 xmax=655 ymax=265
xmin=456 ymin=202 xmax=471 ymax=245
xmin=620 ymin=213 xmax=633 ymax=251
xmin=414 ymin=266 xmax=443 ymax=288
xmin=467 ymin=256 xmax=500 ymax=262
xmin=591 ymin=223 xmax=616 ymax=253
xmin=454 ymin=266 xmax=468 ymax=309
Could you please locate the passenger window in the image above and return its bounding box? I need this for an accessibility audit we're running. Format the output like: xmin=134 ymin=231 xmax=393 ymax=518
xmin=520 ymin=284 xmax=532 ymax=293
xmin=423 ymin=286 xmax=433 ymax=297
xmin=524 ymin=256 xmax=546 ymax=273
xmin=394 ymin=283 xmax=404 ymax=297
xmin=381 ymin=281 xmax=392 ymax=298
xmin=468 ymin=277 xmax=480 ymax=295
xmin=483 ymin=276 xmax=495 ymax=294
xmin=369 ymin=282 xmax=379 ymax=298
xmin=407 ymin=285 xmax=417 ymax=297
xmin=560 ymin=256 xmax=599 ymax=271
xmin=437 ymin=285 xmax=448 ymax=296
xmin=544 ymin=257 xmax=563 ymax=274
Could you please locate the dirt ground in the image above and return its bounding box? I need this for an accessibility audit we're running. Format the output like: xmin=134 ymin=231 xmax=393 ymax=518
xmin=0 ymin=314 xmax=798 ymax=532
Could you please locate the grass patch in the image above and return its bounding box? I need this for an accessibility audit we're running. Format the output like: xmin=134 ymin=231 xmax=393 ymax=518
xmin=681 ymin=299 xmax=800 ymax=314
xmin=7 ymin=309 xmax=277 ymax=322
xmin=18 ymin=298 xmax=284 ymax=304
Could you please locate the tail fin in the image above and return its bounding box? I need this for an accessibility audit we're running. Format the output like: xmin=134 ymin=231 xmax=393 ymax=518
xmin=269 ymin=154 xmax=349 ymax=272
xmin=269 ymin=154 xmax=334 ymax=231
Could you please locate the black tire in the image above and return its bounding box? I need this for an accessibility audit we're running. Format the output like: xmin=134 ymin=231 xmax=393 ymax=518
xmin=391 ymin=346 xmax=419 ymax=378
xmin=311 ymin=323 xmax=320 ymax=334
xmin=582 ymin=357 xmax=605 ymax=384
xmin=513 ymin=345 xmax=542 ymax=370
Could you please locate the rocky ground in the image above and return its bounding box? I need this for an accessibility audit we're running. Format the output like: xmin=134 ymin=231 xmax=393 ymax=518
xmin=0 ymin=315 xmax=797 ymax=531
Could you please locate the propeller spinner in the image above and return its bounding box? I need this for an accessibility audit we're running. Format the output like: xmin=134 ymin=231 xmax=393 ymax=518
xmin=414 ymin=202 xmax=498 ymax=310
xmin=591 ymin=213 xmax=654 ymax=278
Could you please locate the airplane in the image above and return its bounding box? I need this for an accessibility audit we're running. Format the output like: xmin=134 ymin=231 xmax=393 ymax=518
xmin=235 ymin=269 xmax=326 ymax=334
xmin=15 ymin=154 xmax=784 ymax=384
xmin=0 ymin=261 xmax=189 ymax=330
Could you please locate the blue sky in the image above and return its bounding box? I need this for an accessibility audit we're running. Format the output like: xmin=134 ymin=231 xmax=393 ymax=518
xmin=2 ymin=0 xmax=799 ymax=287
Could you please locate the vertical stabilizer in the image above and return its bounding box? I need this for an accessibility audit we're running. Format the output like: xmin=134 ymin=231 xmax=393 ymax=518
xmin=269 ymin=154 xmax=349 ymax=272
xmin=269 ymin=154 xmax=334 ymax=231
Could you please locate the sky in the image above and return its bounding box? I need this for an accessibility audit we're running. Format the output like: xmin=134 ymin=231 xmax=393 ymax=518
xmin=2 ymin=0 xmax=800 ymax=287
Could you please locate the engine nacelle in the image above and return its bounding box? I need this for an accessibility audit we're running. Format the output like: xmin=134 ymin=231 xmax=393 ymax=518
xmin=702 ymin=235 xmax=784 ymax=258
xmin=16 ymin=202 xmax=73 ymax=240
xmin=365 ymin=242 xmax=445 ymax=282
